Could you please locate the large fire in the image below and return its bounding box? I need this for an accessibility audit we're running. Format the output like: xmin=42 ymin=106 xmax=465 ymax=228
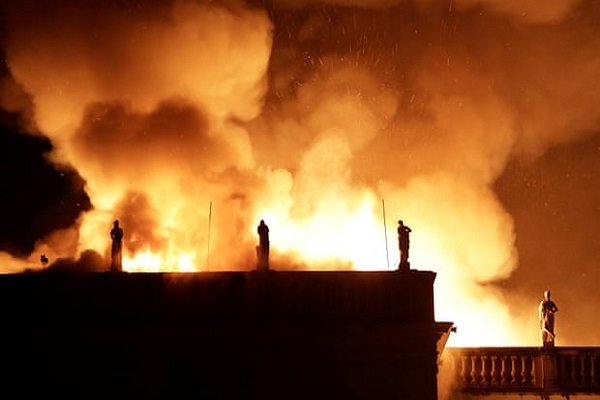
xmin=2 ymin=0 xmax=599 ymax=347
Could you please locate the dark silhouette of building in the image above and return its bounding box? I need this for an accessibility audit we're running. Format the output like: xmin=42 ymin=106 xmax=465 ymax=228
xmin=257 ymin=220 xmax=269 ymax=271
xmin=398 ymin=220 xmax=412 ymax=271
xmin=110 ymin=219 xmax=123 ymax=272
xmin=0 ymin=270 xmax=452 ymax=399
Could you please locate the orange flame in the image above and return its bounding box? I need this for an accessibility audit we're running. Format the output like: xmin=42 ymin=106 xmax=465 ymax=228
xmin=5 ymin=0 xmax=586 ymax=348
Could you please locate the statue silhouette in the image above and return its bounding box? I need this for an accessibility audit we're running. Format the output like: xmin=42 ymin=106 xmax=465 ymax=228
xmin=397 ymin=220 xmax=412 ymax=272
xmin=40 ymin=254 xmax=48 ymax=268
xmin=539 ymin=290 xmax=558 ymax=347
xmin=257 ymin=220 xmax=269 ymax=271
xmin=110 ymin=219 xmax=124 ymax=272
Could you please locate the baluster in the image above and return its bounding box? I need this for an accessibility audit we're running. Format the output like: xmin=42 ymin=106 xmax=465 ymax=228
xmin=480 ymin=355 xmax=488 ymax=384
xmin=580 ymin=354 xmax=587 ymax=385
xmin=500 ymin=356 xmax=508 ymax=385
xmin=530 ymin=354 xmax=537 ymax=386
xmin=520 ymin=355 xmax=528 ymax=384
xmin=470 ymin=355 xmax=478 ymax=384
xmin=460 ymin=355 xmax=468 ymax=384
xmin=559 ymin=355 xmax=567 ymax=385
xmin=571 ymin=355 xmax=578 ymax=385
xmin=490 ymin=355 xmax=498 ymax=385
xmin=591 ymin=355 xmax=597 ymax=386
xmin=510 ymin=355 xmax=518 ymax=384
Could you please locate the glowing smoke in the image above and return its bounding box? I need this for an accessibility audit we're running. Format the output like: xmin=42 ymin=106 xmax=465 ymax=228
xmin=3 ymin=0 xmax=273 ymax=270
xmin=1 ymin=0 xmax=599 ymax=346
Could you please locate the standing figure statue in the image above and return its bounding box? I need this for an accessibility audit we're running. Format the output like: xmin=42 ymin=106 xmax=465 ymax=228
xmin=539 ymin=290 xmax=559 ymax=348
xmin=397 ymin=220 xmax=412 ymax=272
xmin=110 ymin=219 xmax=124 ymax=272
xmin=257 ymin=220 xmax=270 ymax=271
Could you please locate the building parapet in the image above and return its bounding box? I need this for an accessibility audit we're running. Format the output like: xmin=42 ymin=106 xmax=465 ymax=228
xmin=446 ymin=346 xmax=600 ymax=396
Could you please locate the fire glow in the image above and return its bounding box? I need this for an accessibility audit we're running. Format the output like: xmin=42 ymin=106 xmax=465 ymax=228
xmin=2 ymin=0 xmax=599 ymax=348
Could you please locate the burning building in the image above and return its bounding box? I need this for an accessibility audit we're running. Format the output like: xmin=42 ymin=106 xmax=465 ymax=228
xmin=0 ymin=0 xmax=599 ymax=355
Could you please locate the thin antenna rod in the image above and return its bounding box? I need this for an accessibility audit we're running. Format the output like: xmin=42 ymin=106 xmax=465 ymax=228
xmin=206 ymin=201 xmax=212 ymax=270
xmin=382 ymin=199 xmax=390 ymax=270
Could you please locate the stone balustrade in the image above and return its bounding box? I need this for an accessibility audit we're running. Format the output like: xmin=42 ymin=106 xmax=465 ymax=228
xmin=446 ymin=347 xmax=600 ymax=396
xmin=556 ymin=348 xmax=600 ymax=389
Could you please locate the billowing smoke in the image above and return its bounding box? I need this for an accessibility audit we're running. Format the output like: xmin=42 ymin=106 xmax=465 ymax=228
xmin=2 ymin=0 xmax=273 ymax=271
xmin=248 ymin=0 xmax=600 ymax=345
xmin=1 ymin=0 xmax=599 ymax=346
xmin=0 ymin=107 xmax=91 ymax=271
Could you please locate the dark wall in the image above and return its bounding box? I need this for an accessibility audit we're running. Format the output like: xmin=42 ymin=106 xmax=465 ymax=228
xmin=0 ymin=271 xmax=445 ymax=399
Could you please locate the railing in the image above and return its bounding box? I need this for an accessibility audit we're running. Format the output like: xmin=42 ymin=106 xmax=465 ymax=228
xmin=556 ymin=349 xmax=600 ymax=390
xmin=445 ymin=347 xmax=600 ymax=396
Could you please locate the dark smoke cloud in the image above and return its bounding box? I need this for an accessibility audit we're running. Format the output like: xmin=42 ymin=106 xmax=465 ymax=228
xmin=46 ymin=249 xmax=106 ymax=272
xmin=0 ymin=8 xmax=91 ymax=266
xmin=73 ymin=99 xmax=230 ymax=181
xmin=0 ymin=109 xmax=91 ymax=257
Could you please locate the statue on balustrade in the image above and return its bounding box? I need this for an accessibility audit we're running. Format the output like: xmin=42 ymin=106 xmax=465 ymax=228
xmin=539 ymin=290 xmax=558 ymax=348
